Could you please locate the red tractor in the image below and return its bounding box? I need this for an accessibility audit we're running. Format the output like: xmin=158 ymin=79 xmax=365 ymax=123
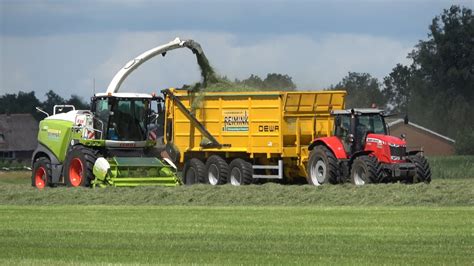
xmin=307 ymin=109 xmax=431 ymax=186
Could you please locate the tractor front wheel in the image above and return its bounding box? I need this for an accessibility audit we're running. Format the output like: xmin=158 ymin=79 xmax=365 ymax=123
xmin=228 ymin=158 xmax=253 ymax=186
xmin=306 ymin=145 xmax=338 ymax=186
xmin=205 ymin=155 xmax=229 ymax=185
xmin=407 ymin=153 xmax=432 ymax=184
xmin=32 ymin=157 xmax=52 ymax=189
xmin=350 ymin=155 xmax=382 ymax=185
xmin=64 ymin=146 xmax=97 ymax=187
xmin=183 ymin=158 xmax=206 ymax=185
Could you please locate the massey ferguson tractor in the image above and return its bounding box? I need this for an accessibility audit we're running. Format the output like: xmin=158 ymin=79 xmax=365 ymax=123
xmin=306 ymin=108 xmax=432 ymax=186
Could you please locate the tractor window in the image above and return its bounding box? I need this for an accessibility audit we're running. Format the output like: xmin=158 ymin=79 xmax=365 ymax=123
xmin=357 ymin=114 xmax=386 ymax=135
xmin=334 ymin=115 xmax=351 ymax=138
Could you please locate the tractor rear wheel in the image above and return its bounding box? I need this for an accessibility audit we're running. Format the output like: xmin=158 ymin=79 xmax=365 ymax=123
xmin=408 ymin=154 xmax=432 ymax=184
xmin=183 ymin=158 xmax=206 ymax=185
xmin=205 ymin=155 xmax=229 ymax=185
xmin=350 ymin=155 xmax=382 ymax=185
xmin=32 ymin=157 xmax=52 ymax=189
xmin=228 ymin=158 xmax=253 ymax=186
xmin=64 ymin=146 xmax=97 ymax=187
xmin=306 ymin=145 xmax=338 ymax=186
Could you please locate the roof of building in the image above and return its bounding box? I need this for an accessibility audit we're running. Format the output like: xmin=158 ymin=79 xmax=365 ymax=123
xmin=0 ymin=114 xmax=39 ymax=151
xmin=387 ymin=118 xmax=455 ymax=143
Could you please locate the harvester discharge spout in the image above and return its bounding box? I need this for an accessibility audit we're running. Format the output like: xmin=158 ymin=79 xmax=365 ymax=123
xmin=106 ymin=37 xmax=213 ymax=94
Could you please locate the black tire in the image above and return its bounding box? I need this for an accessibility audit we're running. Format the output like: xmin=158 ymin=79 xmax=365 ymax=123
xmin=350 ymin=155 xmax=382 ymax=185
xmin=31 ymin=157 xmax=52 ymax=189
xmin=64 ymin=146 xmax=97 ymax=187
xmin=205 ymin=155 xmax=229 ymax=185
xmin=183 ymin=158 xmax=206 ymax=185
xmin=408 ymin=154 xmax=432 ymax=184
xmin=306 ymin=145 xmax=339 ymax=186
xmin=228 ymin=158 xmax=253 ymax=186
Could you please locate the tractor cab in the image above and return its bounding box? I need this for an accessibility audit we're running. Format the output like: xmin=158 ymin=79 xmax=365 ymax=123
xmin=333 ymin=109 xmax=389 ymax=159
xmin=91 ymin=93 xmax=164 ymax=144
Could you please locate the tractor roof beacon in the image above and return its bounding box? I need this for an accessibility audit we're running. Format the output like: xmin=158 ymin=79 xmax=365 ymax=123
xmin=306 ymin=108 xmax=432 ymax=186
xmin=31 ymin=37 xmax=207 ymax=188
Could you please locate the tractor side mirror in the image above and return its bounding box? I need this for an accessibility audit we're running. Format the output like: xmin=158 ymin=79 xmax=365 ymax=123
xmin=346 ymin=134 xmax=354 ymax=143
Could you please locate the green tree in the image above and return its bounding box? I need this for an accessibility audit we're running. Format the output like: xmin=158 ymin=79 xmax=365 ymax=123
xmin=0 ymin=91 xmax=42 ymax=120
xmin=385 ymin=5 xmax=473 ymax=153
xmin=334 ymin=72 xmax=386 ymax=109
xmin=262 ymin=73 xmax=296 ymax=91
xmin=67 ymin=95 xmax=90 ymax=110
xmin=383 ymin=64 xmax=413 ymax=114
xmin=41 ymin=90 xmax=66 ymax=115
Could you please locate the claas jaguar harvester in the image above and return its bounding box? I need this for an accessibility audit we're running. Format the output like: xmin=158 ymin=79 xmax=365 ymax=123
xmin=31 ymin=38 xmax=207 ymax=188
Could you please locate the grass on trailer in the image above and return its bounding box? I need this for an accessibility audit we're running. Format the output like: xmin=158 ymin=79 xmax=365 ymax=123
xmin=0 ymin=205 xmax=472 ymax=265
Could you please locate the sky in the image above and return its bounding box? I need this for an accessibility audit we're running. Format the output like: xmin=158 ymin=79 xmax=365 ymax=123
xmin=1 ymin=0 xmax=472 ymax=100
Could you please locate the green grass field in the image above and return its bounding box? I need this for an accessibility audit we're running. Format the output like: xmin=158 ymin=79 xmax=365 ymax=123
xmin=1 ymin=206 xmax=472 ymax=265
xmin=0 ymin=156 xmax=473 ymax=264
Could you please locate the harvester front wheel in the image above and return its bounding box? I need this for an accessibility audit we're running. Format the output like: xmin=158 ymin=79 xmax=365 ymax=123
xmin=408 ymin=153 xmax=432 ymax=184
xmin=32 ymin=157 xmax=52 ymax=189
xmin=306 ymin=145 xmax=338 ymax=186
xmin=64 ymin=146 xmax=97 ymax=187
xmin=228 ymin=158 xmax=253 ymax=186
xmin=350 ymin=155 xmax=381 ymax=185
xmin=183 ymin=158 xmax=206 ymax=185
xmin=205 ymin=155 xmax=229 ymax=185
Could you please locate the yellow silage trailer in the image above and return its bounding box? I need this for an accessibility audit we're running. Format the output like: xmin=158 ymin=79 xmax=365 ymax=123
xmin=161 ymin=88 xmax=346 ymax=185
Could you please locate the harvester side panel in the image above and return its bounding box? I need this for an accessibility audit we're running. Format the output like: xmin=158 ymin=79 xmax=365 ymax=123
xmin=37 ymin=119 xmax=75 ymax=162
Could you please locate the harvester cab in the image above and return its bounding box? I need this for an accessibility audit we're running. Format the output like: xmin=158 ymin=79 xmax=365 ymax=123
xmin=307 ymin=108 xmax=431 ymax=186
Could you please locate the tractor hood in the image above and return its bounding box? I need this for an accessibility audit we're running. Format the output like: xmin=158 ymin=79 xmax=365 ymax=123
xmin=366 ymin=133 xmax=407 ymax=163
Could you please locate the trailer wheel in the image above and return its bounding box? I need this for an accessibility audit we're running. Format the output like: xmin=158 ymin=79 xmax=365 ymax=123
xmin=183 ymin=158 xmax=206 ymax=185
xmin=31 ymin=157 xmax=52 ymax=189
xmin=407 ymin=154 xmax=432 ymax=184
xmin=306 ymin=145 xmax=338 ymax=186
xmin=350 ymin=155 xmax=381 ymax=185
xmin=205 ymin=155 xmax=229 ymax=185
xmin=64 ymin=146 xmax=97 ymax=187
xmin=228 ymin=158 xmax=253 ymax=186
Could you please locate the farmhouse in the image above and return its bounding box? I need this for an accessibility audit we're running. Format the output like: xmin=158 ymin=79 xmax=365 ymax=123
xmin=0 ymin=114 xmax=39 ymax=161
xmin=388 ymin=119 xmax=455 ymax=156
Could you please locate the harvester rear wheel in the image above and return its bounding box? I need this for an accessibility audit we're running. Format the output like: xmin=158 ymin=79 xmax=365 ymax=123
xmin=350 ymin=155 xmax=381 ymax=185
xmin=306 ymin=145 xmax=338 ymax=186
xmin=183 ymin=158 xmax=206 ymax=185
xmin=64 ymin=146 xmax=97 ymax=187
xmin=31 ymin=157 xmax=52 ymax=189
xmin=408 ymin=153 xmax=432 ymax=184
xmin=205 ymin=155 xmax=229 ymax=185
xmin=228 ymin=158 xmax=253 ymax=186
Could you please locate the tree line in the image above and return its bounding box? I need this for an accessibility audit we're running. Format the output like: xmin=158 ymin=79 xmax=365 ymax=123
xmin=0 ymin=90 xmax=89 ymax=121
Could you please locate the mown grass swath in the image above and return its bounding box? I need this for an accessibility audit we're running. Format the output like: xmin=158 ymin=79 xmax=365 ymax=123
xmin=1 ymin=156 xmax=473 ymax=207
